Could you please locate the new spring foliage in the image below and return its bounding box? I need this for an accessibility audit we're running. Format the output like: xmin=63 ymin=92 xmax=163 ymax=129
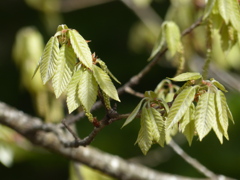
xmin=123 ymin=73 xmax=234 ymax=155
xmin=33 ymin=24 xmax=120 ymax=121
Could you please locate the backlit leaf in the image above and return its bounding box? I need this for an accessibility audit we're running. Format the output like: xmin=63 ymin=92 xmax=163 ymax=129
xmin=228 ymin=0 xmax=240 ymax=33
xmin=150 ymin=107 xmax=165 ymax=147
xmin=203 ymin=0 xmax=216 ymax=20
xmin=164 ymin=21 xmax=181 ymax=57
xmin=52 ymin=44 xmax=76 ymax=98
xmin=122 ymin=98 xmax=147 ymax=128
xmin=179 ymin=103 xmax=195 ymax=132
xmin=39 ymin=36 xmax=59 ymax=84
xmin=66 ymin=66 xmax=82 ymax=113
xmin=78 ymin=68 xmax=98 ymax=113
xmin=183 ymin=120 xmax=195 ymax=146
xmin=148 ymin=107 xmax=160 ymax=143
xmin=93 ymin=65 xmax=120 ymax=102
xmin=218 ymin=0 xmax=230 ymax=24
xmin=166 ymin=86 xmax=197 ymax=129
xmin=136 ymin=107 xmax=153 ymax=155
xmin=68 ymin=29 xmax=92 ymax=69
xmin=144 ymin=91 xmax=157 ymax=99
xmin=211 ymin=78 xmax=228 ymax=92
xmin=148 ymin=26 xmax=165 ymax=61
xmin=195 ymin=91 xmax=216 ymax=141
xmin=97 ymin=59 xmax=121 ymax=84
xmin=168 ymin=72 xmax=202 ymax=82
xmin=215 ymin=90 xmax=229 ymax=140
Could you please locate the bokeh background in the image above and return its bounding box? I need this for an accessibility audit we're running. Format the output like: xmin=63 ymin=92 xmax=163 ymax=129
xmin=0 ymin=0 xmax=240 ymax=179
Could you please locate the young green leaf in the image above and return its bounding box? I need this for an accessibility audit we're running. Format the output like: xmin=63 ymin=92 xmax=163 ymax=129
xmin=183 ymin=120 xmax=195 ymax=146
xmin=52 ymin=44 xmax=76 ymax=98
xmin=195 ymin=91 xmax=216 ymax=141
xmin=78 ymin=68 xmax=98 ymax=113
xmin=144 ymin=91 xmax=157 ymax=99
xmin=38 ymin=36 xmax=59 ymax=84
xmin=215 ymin=90 xmax=229 ymax=140
xmin=148 ymin=107 xmax=160 ymax=143
xmin=203 ymin=0 xmax=216 ymax=20
xmin=93 ymin=65 xmax=120 ymax=102
xmin=136 ymin=107 xmax=153 ymax=155
xmin=122 ymin=98 xmax=147 ymax=128
xmin=166 ymin=86 xmax=197 ymax=130
xmin=150 ymin=107 xmax=165 ymax=147
xmin=179 ymin=103 xmax=195 ymax=132
xmin=168 ymin=72 xmax=202 ymax=82
xmin=97 ymin=59 xmax=121 ymax=84
xmin=211 ymin=78 xmax=228 ymax=92
xmin=66 ymin=66 xmax=82 ymax=113
xmin=68 ymin=29 xmax=92 ymax=69
xmin=217 ymin=0 xmax=230 ymax=24
xmin=148 ymin=26 xmax=165 ymax=61
xmin=228 ymin=0 xmax=240 ymax=33
xmin=164 ymin=21 xmax=181 ymax=57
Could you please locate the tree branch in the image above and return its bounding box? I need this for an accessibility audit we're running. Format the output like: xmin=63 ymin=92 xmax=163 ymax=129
xmin=0 ymin=101 xmax=206 ymax=180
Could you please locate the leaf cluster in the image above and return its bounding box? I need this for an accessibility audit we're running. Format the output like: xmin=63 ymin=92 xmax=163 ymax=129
xmin=123 ymin=72 xmax=234 ymax=155
xmin=33 ymin=24 xmax=120 ymax=122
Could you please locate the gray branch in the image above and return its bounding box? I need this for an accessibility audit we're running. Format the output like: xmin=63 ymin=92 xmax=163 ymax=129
xmin=0 ymin=101 xmax=206 ymax=180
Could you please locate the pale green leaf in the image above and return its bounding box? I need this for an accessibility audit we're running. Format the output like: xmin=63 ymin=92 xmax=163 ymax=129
xmin=215 ymin=90 xmax=229 ymax=140
xmin=136 ymin=107 xmax=153 ymax=155
xmin=166 ymin=86 xmax=197 ymax=129
xmin=203 ymin=0 xmax=216 ymax=20
xmin=228 ymin=0 xmax=240 ymax=33
xmin=78 ymin=68 xmax=98 ymax=113
xmin=168 ymin=72 xmax=202 ymax=82
xmin=57 ymin=24 xmax=69 ymax=32
xmin=97 ymin=59 xmax=121 ymax=84
xmin=68 ymin=29 xmax=92 ymax=69
xmin=217 ymin=0 xmax=230 ymax=24
xmin=195 ymin=91 xmax=216 ymax=141
xmin=211 ymin=78 xmax=228 ymax=92
xmin=52 ymin=44 xmax=76 ymax=98
xmin=93 ymin=65 xmax=120 ymax=102
xmin=164 ymin=21 xmax=181 ymax=57
xmin=39 ymin=36 xmax=59 ymax=84
xmin=150 ymin=107 xmax=165 ymax=147
xmin=179 ymin=103 xmax=195 ymax=132
xmin=183 ymin=120 xmax=195 ymax=146
xmin=148 ymin=107 xmax=160 ymax=143
xmin=226 ymin=103 xmax=234 ymax=124
xmin=148 ymin=26 xmax=165 ymax=61
xmin=144 ymin=91 xmax=157 ymax=99
xmin=122 ymin=98 xmax=146 ymax=128
xmin=165 ymin=92 xmax=175 ymax=102
xmin=66 ymin=67 xmax=82 ymax=113
xmin=165 ymin=123 xmax=178 ymax=144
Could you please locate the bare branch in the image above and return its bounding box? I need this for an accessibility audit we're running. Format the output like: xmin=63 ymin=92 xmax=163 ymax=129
xmin=0 ymin=101 xmax=206 ymax=180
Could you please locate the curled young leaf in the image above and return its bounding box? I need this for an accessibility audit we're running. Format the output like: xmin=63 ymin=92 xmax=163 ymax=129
xmin=168 ymin=72 xmax=202 ymax=82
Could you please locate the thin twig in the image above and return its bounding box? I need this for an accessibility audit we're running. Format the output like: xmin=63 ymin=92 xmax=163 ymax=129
xmin=168 ymin=140 xmax=235 ymax=180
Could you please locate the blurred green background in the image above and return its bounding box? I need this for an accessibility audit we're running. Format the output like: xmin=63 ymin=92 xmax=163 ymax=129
xmin=0 ymin=0 xmax=240 ymax=179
